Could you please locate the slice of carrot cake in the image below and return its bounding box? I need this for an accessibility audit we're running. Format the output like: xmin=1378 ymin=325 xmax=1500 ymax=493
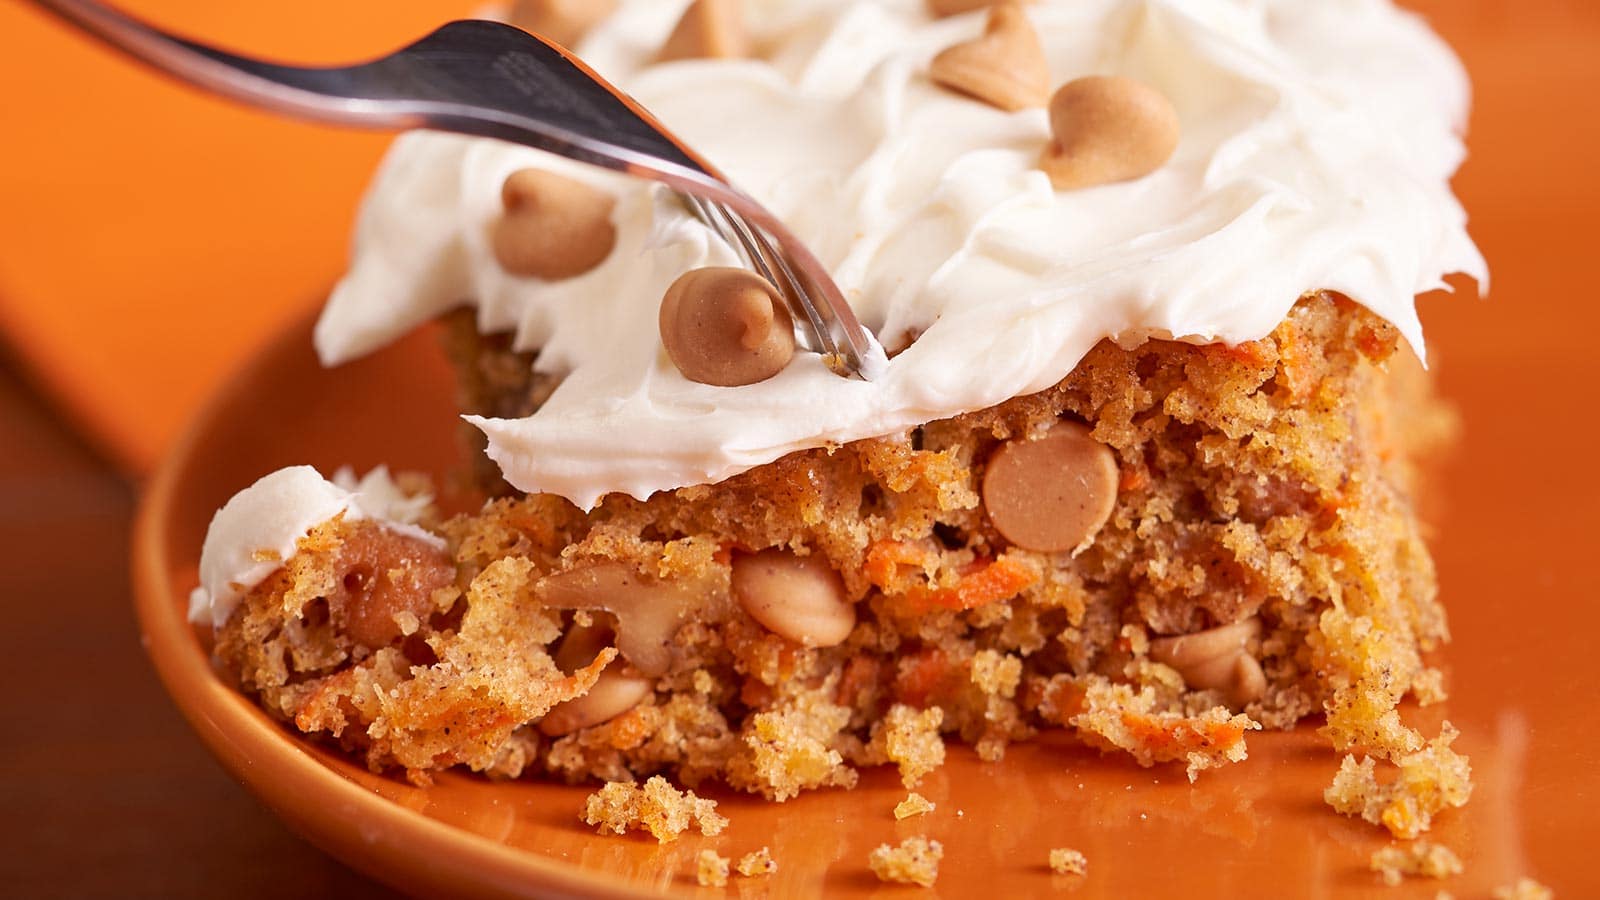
xmin=189 ymin=0 xmax=1484 ymax=835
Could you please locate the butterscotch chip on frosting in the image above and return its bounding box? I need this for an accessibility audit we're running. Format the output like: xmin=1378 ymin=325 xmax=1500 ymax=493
xmin=982 ymin=420 xmax=1118 ymax=553
xmin=1040 ymin=75 xmax=1181 ymax=190
xmin=927 ymin=0 xmax=1036 ymax=17
xmin=930 ymin=3 xmax=1050 ymax=112
xmin=492 ymin=169 xmax=616 ymax=280
xmin=509 ymin=0 xmax=617 ymax=48
xmin=659 ymin=268 xmax=796 ymax=386
xmin=658 ymin=0 xmax=746 ymax=62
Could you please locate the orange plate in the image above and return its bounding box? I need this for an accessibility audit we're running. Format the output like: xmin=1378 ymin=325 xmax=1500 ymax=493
xmin=132 ymin=308 xmax=1599 ymax=899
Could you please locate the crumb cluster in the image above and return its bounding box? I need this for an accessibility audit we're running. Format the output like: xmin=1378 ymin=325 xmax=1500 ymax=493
xmin=580 ymin=777 xmax=727 ymax=842
xmin=869 ymin=836 xmax=944 ymax=888
xmin=1369 ymin=841 xmax=1463 ymax=886
xmin=894 ymin=792 xmax=935 ymax=820
xmin=1048 ymin=847 xmax=1088 ymax=876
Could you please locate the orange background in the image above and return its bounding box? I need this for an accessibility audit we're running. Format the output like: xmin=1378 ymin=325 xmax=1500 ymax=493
xmin=1 ymin=0 xmax=1598 ymax=474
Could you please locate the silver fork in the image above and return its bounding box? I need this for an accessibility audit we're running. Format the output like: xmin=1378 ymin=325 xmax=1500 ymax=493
xmin=33 ymin=0 xmax=888 ymax=381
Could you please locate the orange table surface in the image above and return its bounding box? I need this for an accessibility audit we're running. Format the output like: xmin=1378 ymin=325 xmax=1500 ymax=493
xmin=1 ymin=0 xmax=1597 ymax=473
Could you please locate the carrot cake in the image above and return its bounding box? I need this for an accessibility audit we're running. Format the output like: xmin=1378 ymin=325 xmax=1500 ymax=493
xmin=189 ymin=0 xmax=1485 ymax=838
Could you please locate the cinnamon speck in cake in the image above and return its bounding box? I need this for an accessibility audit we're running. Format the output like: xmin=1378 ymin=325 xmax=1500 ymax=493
xmin=869 ymin=836 xmax=943 ymax=887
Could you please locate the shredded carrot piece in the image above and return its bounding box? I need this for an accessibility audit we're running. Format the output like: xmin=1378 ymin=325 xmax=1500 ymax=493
xmin=864 ymin=540 xmax=938 ymax=589
xmin=895 ymin=648 xmax=950 ymax=708
xmin=867 ymin=540 xmax=1039 ymax=612
xmin=1117 ymin=710 xmax=1249 ymax=758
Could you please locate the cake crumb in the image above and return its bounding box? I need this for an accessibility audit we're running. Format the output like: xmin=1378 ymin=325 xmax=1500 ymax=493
xmin=735 ymin=846 xmax=777 ymax=877
xmin=581 ymin=776 xmax=728 ymax=842
xmin=1066 ymin=680 xmax=1258 ymax=781
xmin=696 ymin=849 xmax=730 ymax=887
xmin=1369 ymin=841 xmax=1463 ymax=886
xmin=1325 ymin=722 xmax=1471 ymax=838
xmin=895 ymin=791 xmax=936 ymax=819
xmin=1492 ymin=878 xmax=1554 ymax=900
xmin=868 ymin=836 xmax=943 ymax=887
xmin=866 ymin=704 xmax=947 ymax=788
xmin=1048 ymin=847 xmax=1088 ymax=876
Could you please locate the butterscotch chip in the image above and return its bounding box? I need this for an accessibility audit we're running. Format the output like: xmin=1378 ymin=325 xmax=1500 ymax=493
xmin=1148 ymin=617 xmax=1266 ymax=708
xmin=927 ymin=0 xmax=1036 ymax=17
xmin=731 ymin=548 xmax=856 ymax=647
xmin=539 ymin=624 xmax=653 ymax=736
xmin=1040 ymin=75 xmax=1181 ymax=190
xmin=1048 ymin=847 xmax=1087 ymax=876
xmin=868 ymin=836 xmax=943 ymax=887
xmin=659 ymin=268 xmax=797 ymax=387
xmin=982 ymin=420 xmax=1118 ymax=552
xmin=492 ymin=168 xmax=616 ymax=280
xmin=658 ymin=0 xmax=746 ymax=62
xmin=930 ymin=3 xmax=1050 ymax=112
xmin=509 ymin=0 xmax=617 ymax=48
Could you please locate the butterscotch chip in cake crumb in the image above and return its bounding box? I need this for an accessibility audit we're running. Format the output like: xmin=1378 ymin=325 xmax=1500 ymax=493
xmin=581 ymin=776 xmax=728 ymax=842
xmin=894 ymin=791 xmax=936 ymax=820
xmin=1369 ymin=841 xmax=1463 ymax=886
xmin=869 ymin=837 xmax=943 ymax=888
xmin=1324 ymin=723 xmax=1471 ymax=839
xmin=696 ymin=850 xmax=731 ymax=887
xmin=735 ymin=847 xmax=777 ymax=877
xmin=1492 ymin=878 xmax=1554 ymax=900
xmin=1048 ymin=848 xmax=1088 ymax=876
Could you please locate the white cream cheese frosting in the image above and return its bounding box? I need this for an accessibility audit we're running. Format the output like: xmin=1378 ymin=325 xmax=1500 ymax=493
xmin=188 ymin=466 xmax=440 ymax=629
xmin=316 ymin=0 xmax=1485 ymax=510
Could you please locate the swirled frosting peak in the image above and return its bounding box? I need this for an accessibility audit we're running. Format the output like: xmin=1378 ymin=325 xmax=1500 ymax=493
xmin=316 ymin=0 xmax=1485 ymax=509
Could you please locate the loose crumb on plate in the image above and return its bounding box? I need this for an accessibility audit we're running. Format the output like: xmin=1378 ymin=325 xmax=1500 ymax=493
xmin=1049 ymin=847 xmax=1088 ymax=876
xmin=735 ymin=846 xmax=777 ymax=877
xmin=1493 ymin=878 xmax=1555 ymax=900
xmin=869 ymin=836 xmax=943 ymax=887
xmin=696 ymin=850 xmax=731 ymax=887
xmin=582 ymin=776 xmax=729 ymax=842
xmin=1369 ymin=841 xmax=1462 ymax=886
xmin=1325 ymin=722 xmax=1472 ymax=838
xmin=895 ymin=791 xmax=936 ymax=820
